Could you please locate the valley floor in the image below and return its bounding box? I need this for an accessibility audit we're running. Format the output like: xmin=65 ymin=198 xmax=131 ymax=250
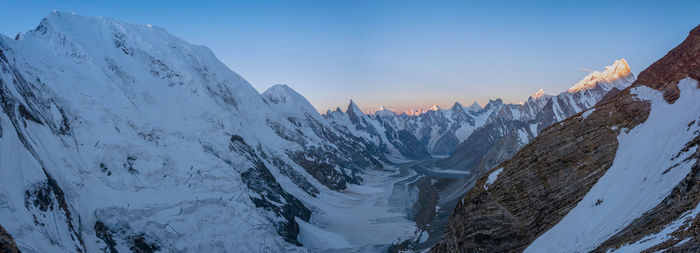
xmin=297 ymin=159 xmax=474 ymax=252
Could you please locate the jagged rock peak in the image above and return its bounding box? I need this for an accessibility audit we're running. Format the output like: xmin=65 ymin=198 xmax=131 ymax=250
xmin=346 ymin=99 xmax=363 ymax=114
xmin=567 ymin=59 xmax=633 ymax=93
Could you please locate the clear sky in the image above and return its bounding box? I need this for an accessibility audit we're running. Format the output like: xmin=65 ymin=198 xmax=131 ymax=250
xmin=1 ymin=0 xmax=699 ymax=113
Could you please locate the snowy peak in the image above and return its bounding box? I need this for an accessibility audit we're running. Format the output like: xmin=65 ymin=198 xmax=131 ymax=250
xmin=567 ymin=59 xmax=633 ymax=93
xmin=466 ymin=101 xmax=482 ymax=112
xmin=263 ymin=84 xmax=319 ymax=116
xmin=483 ymin=98 xmax=504 ymax=111
xmin=263 ymin=84 xmax=307 ymax=105
xmin=532 ymin=89 xmax=545 ymax=99
xmin=372 ymin=105 xmax=397 ymax=117
xmin=13 ymin=10 xmax=260 ymax=108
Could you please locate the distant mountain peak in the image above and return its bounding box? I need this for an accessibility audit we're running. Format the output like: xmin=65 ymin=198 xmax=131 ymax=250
xmin=371 ymin=105 xmax=397 ymax=116
xmin=532 ymin=89 xmax=545 ymax=99
xmin=466 ymin=101 xmax=482 ymax=112
xmin=346 ymin=99 xmax=363 ymax=114
xmin=567 ymin=59 xmax=633 ymax=93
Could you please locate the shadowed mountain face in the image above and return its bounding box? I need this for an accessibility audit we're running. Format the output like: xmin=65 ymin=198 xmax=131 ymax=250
xmin=432 ymin=25 xmax=700 ymax=253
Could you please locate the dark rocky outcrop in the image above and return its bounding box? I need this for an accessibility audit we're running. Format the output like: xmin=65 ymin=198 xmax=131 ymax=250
xmin=93 ymin=221 xmax=161 ymax=253
xmin=229 ymin=135 xmax=311 ymax=246
xmin=0 ymin=225 xmax=20 ymax=253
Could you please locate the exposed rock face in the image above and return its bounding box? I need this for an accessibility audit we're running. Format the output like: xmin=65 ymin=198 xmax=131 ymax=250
xmin=0 ymin=225 xmax=20 ymax=253
xmin=432 ymin=25 xmax=700 ymax=253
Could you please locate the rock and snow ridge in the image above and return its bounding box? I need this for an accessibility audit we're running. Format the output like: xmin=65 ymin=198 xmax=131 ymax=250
xmin=525 ymin=78 xmax=700 ymax=253
xmin=433 ymin=24 xmax=700 ymax=253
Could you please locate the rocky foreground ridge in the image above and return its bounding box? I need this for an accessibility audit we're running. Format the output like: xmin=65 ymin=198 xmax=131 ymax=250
xmin=432 ymin=25 xmax=700 ymax=252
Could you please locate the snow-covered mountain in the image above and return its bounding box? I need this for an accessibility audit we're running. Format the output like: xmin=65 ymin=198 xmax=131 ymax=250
xmin=326 ymin=59 xmax=634 ymax=159
xmin=433 ymin=25 xmax=700 ymax=252
xmin=437 ymin=59 xmax=634 ymax=174
xmin=0 ymin=12 xmax=399 ymax=252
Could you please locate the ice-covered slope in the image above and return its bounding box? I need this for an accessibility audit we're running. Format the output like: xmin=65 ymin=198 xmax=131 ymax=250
xmin=0 ymin=12 xmax=397 ymax=252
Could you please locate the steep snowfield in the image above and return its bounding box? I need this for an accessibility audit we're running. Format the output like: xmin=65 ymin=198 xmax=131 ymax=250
xmin=525 ymin=78 xmax=700 ymax=252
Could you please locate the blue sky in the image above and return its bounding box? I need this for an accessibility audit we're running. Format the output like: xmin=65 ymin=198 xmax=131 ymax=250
xmin=1 ymin=0 xmax=699 ymax=112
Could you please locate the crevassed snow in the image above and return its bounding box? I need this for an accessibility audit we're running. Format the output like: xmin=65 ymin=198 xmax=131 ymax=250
xmin=297 ymin=168 xmax=418 ymax=251
xmin=484 ymin=167 xmax=504 ymax=190
xmin=525 ymin=78 xmax=700 ymax=253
